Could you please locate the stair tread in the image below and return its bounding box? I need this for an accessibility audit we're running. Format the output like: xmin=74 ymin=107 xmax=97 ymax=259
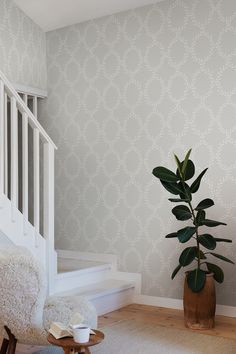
xmin=57 ymin=257 xmax=110 ymax=273
xmin=54 ymin=279 xmax=135 ymax=299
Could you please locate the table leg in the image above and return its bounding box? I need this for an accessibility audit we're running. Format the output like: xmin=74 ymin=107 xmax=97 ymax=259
xmin=77 ymin=347 xmax=90 ymax=354
xmin=63 ymin=348 xmax=74 ymax=354
xmin=63 ymin=348 xmax=90 ymax=354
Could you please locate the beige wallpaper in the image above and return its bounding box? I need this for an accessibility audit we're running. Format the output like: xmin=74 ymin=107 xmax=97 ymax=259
xmin=42 ymin=0 xmax=236 ymax=306
xmin=0 ymin=0 xmax=47 ymax=90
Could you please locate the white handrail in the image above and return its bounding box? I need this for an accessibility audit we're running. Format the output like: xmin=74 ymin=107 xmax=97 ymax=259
xmin=0 ymin=70 xmax=57 ymax=149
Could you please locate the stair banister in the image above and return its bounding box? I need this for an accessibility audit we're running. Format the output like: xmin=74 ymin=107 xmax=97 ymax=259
xmin=0 ymin=70 xmax=56 ymax=149
xmin=0 ymin=71 xmax=57 ymax=294
xmin=44 ymin=143 xmax=55 ymax=294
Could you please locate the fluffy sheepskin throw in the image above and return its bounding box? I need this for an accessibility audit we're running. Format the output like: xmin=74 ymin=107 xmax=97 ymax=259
xmin=0 ymin=246 xmax=97 ymax=345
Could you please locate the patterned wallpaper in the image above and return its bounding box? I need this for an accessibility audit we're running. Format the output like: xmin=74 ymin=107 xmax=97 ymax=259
xmin=0 ymin=0 xmax=47 ymax=90
xmin=42 ymin=0 xmax=236 ymax=305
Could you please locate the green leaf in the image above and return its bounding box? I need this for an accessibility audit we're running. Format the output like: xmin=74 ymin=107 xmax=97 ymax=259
xmin=206 ymin=262 xmax=224 ymax=283
xmin=160 ymin=180 xmax=183 ymax=195
xmin=210 ymin=253 xmax=234 ymax=264
xmin=190 ymin=168 xmax=208 ymax=193
xmin=182 ymin=149 xmax=192 ymax=177
xmin=165 ymin=232 xmax=178 ymax=238
xmin=187 ymin=269 xmax=206 ymax=293
xmin=168 ymin=198 xmax=189 ymax=203
xmin=201 ymin=219 xmax=227 ymax=227
xmin=179 ymin=247 xmax=198 ymax=266
xmin=174 ymin=154 xmax=183 ymax=178
xmin=179 ymin=182 xmax=192 ymax=201
xmin=177 ymin=160 xmax=195 ymax=181
xmin=171 ymin=264 xmax=182 ymax=279
xmin=152 ymin=167 xmax=179 ymax=182
xmin=195 ymin=199 xmax=214 ymax=210
xmin=195 ymin=210 xmax=206 ymax=226
xmin=172 ymin=205 xmax=192 ymax=221
xmin=215 ymin=238 xmax=232 ymax=243
xmin=198 ymin=234 xmax=216 ymax=250
xmin=184 ymin=160 xmax=195 ymax=181
xmin=177 ymin=226 xmax=197 ymax=243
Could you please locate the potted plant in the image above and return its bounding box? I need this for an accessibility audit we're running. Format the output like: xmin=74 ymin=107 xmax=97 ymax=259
xmin=152 ymin=149 xmax=234 ymax=329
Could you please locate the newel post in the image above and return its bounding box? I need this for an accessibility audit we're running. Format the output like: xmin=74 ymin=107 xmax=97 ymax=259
xmin=44 ymin=142 xmax=55 ymax=295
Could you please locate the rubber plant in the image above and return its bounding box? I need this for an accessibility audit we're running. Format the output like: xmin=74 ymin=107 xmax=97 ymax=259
xmin=152 ymin=149 xmax=234 ymax=293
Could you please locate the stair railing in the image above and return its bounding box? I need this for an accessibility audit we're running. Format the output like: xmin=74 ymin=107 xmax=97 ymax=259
xmin=0 ymin=70 xmax=57 ymax=294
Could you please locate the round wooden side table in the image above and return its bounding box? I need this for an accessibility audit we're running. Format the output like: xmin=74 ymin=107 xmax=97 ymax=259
xmin=47 ymin=330 xmax=104 ymax=354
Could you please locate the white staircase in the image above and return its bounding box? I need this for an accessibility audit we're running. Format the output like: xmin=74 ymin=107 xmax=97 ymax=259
xmin=56 ymin=250 xmax=141 ymax=315
xmin=0 ymin=70 xmax=56 ymax=294
xmin=0 ymin=70 xmax=141 ymax=315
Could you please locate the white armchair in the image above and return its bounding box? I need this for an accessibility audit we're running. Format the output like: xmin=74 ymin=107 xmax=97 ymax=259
xmin=0 ymin=246 xmax=97 ymax=353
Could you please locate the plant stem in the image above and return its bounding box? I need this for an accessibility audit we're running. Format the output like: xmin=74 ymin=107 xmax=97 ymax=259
xmin=178 ymin=173 xmax=201 ymax=270
xmin=188 ymin=202 xmax=200 ymax=270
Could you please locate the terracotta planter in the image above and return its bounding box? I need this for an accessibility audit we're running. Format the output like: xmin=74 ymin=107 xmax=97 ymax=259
xmin=183 ymin=272 xmax=216 ymax=329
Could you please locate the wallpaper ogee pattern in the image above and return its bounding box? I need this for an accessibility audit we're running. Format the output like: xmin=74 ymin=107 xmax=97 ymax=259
xmin=0 ymin=0 xmax=47 ymax=90
xmin=42 ymin=0 xmax=236 ymax=306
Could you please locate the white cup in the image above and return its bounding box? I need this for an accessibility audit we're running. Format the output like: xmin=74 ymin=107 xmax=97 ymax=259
xmin=73 ymin=326 xmax=90 ymax=343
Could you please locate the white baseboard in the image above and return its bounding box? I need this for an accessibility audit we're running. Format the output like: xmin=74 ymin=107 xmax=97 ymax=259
xmin=134 ymin=294 xmax=236 ymax=318
xmin=216 ymin=304 xmax=236 ymax=317
xmin=134 ymin=295 xmax=183 ymax=310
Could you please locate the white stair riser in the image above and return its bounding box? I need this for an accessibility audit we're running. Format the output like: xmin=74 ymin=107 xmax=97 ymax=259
xmin=57 ymin=249 xmax=118 ymax=272
xmin=55 ymin=268 xmax=112 ymax=293
xmin=90 ymin=288 xmax=135 ymax=316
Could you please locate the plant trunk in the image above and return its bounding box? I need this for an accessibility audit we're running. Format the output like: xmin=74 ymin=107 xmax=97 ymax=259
xmin=183 ymin=273 xmax=216 ymax=329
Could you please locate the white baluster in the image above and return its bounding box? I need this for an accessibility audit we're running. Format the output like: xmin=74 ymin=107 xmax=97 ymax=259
xmin=23 ymin=94 xmax=28 ymax=106
xmin=33 ymin=96 xmax=37 ymax=119
xmin=4 ymin=93 xmax=8 ymax=196
xmin=22 ymin=112 xmax=28 ymax=234
xmin=11 ymin=97 xmax=18 ymax=220
xmin=44 ymin=143 xmax=55 ymax=294
xmin=33 ymin=128 xmax=40 ymax=246
xmin=0 ymin=80 xmax=4 ymax=201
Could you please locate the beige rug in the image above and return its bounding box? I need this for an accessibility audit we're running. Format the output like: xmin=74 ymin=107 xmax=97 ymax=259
xmin=91 ymin=320 xmax=236 ymax=354
xmin=34 ymin=320 xmax=236 ymax=354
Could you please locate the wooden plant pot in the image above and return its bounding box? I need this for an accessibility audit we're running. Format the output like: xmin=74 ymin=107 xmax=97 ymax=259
xmin=183 ymin=273 xmax=216 ymax=329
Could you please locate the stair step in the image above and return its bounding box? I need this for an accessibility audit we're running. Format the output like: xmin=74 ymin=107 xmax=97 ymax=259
xmin=55 ymin=279 xmax=135 ymax=315
xmin=56 ymin=279 xmax=135 ymax=299
xmin=57 ymin=257 xmax=110 ymax=274
xmin=54 ymin=259 xmax=113 ymax=293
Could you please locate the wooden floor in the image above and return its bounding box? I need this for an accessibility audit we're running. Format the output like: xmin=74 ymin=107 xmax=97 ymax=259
xmin=100 ymin=304 xmax=236 ymax=340
xmin=9 ymin=304 xmax=236 ymax=353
